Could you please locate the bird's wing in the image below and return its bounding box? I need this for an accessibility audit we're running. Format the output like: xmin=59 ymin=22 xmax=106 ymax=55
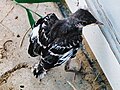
xmin=46 ymin=41 xmax=79 ymax=67
xmin=41 ymin=30 xmax=83 ymax=67
xmin=39 ymin=42 xmax=74 ymax=69
xmin=28 ymin=13 xmax=59 ymax=57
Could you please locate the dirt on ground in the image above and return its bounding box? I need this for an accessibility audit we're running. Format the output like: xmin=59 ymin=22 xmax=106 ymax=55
xmin=0 ymin=0 xmax=112 ymax=90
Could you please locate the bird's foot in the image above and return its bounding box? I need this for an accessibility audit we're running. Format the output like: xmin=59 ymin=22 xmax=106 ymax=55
xmin=31 ymin=62 xmax=47 ymax=81
xmin=65 ymin=60 xmax=82 ymax=81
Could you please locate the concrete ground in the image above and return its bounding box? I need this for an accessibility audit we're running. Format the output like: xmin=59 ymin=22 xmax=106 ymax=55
xmin=0 ymin=0 xmax=112 ymax=90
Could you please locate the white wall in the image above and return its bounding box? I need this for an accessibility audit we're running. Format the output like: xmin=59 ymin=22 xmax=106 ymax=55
xmin=85 ymin=0 xmax=120 ymax=63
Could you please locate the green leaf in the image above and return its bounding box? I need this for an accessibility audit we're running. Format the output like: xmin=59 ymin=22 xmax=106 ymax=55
xmin=15 ymin=0 xmax=60 ymax=3
xmin=26 ymin=9 xmax=35 ymax=28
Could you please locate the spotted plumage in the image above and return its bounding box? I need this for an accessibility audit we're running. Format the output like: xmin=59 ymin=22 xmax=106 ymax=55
xmin=28 ymin=9 xmax=103 ymax=79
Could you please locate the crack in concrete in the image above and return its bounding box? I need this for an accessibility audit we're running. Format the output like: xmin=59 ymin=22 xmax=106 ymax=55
xmin=0 ymin=63 xmax=28 ymax=86
xmin=0 ymin=6 xmax=14 ymax=23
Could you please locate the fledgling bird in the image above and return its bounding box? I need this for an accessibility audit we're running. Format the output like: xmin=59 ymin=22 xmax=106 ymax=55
xmin=28 ymin=9 xmax=103 ymax=80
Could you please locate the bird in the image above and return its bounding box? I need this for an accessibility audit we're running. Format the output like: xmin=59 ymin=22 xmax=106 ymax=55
xmin=28 ymin=9 xmax=103 ymax=80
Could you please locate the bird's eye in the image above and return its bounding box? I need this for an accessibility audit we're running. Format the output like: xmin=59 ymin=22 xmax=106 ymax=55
xmin=81 ymin=21 xmax=87 ymax=26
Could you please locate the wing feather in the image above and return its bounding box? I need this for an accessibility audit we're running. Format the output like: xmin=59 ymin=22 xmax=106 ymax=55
xmin=28 ymin=13 xmax=59 ymax=57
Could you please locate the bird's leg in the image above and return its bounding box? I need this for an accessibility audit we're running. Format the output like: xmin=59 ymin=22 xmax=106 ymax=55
xmin=64 ymin=59 xmax=82 ymax=81
xmin=74 ymin=60 xmax=82 ymax=81
xmin=64 ymin=59 xmax=73 ymax=72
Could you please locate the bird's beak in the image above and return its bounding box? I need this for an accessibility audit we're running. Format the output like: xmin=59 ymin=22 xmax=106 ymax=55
xmin=95 ymin=21 xmax=104 ymax=25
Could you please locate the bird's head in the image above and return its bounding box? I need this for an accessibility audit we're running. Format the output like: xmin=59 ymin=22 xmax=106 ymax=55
xmin=71 ymin=9 xmax=103 ymax=26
